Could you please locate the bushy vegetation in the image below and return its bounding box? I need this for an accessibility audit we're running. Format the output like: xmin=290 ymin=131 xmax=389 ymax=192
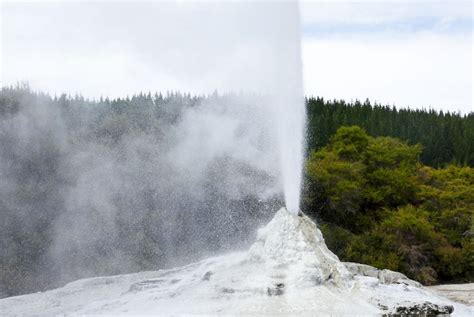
xmin=303 ymin=126 xmax=473 ymax=284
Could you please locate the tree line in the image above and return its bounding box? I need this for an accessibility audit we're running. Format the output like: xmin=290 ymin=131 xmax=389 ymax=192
xmin=307 ymin=97 xmax=474 ymax=167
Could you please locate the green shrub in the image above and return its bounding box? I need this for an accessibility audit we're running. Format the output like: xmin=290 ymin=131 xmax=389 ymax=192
xmin=303 ymin=126 xmax=474 ymax=284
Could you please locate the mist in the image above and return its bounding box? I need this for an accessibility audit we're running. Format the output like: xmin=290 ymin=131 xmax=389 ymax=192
xmin=0 ymin=1 xmax=306 ymax=297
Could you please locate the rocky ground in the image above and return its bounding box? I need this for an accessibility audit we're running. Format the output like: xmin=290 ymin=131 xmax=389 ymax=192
xmin=427 ymin=283 xmax=473 ymax=306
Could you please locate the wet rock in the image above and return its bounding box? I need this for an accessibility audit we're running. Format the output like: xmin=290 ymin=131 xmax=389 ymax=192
xmin=345 ymin=262 xmax=379 ymax=278
xmin=344 ymin=262 xmax=421 ymax=287
xmin=379 ymin=269 xmax=421 ymax=287
xmin=202 ymin=271 xmax=213 ymax=281
xmin=128 ymin=279 xmax=167 ymax=292
xmin=267 ymin=283 xmax=285 ymax=296
xmin=221 ymin=287 xmax=235 ymax=294
xmin=383 ymin=301 xmax=454 ymax=316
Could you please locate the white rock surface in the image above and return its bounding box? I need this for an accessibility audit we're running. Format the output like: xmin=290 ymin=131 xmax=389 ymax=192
xmin=0 ymin=208 xmax=472 ymax=316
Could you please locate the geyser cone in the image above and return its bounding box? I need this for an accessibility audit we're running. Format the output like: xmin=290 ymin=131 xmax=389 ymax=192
xmin=248 ymin=207 xmax=351 ymax=285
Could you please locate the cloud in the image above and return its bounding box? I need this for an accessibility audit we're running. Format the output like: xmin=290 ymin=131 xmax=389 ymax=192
xmin=300 ymin=1 xmax=473 ymax=113
xmin=300 ymin=0 xmax=472 ymax=29
xmin=302 ymin=31 xmax=472 ymax=113
xmin=1 ymin=1 xmax=302 ymax=98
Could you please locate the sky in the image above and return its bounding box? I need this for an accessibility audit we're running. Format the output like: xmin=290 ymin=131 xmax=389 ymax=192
xmin=300 ymin=1 xmax=473 ymax=114
xmin=1 ymin=0 xmax=473 ymax=113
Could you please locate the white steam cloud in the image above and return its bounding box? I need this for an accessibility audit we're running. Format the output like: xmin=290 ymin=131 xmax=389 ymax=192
xmin=0 ymin=0 xmax=306 ymax=294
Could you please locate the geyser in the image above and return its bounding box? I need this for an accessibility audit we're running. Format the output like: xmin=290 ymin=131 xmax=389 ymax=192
xmin=277 ymin=93 xmax=306 ymax=215
xmin=274 ymin=1 xmax=306 ymax=215
xmin=0 ymin=0 xmax=308 ymax=296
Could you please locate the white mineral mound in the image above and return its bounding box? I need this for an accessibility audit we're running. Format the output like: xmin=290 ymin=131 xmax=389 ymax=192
xmin=1 ymin=208 xmax=472 ymax=316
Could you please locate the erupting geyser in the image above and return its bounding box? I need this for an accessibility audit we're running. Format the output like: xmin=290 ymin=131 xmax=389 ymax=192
xmin=277 ymin=94 xmax=306 ymax=215
xmin=275 ymin=1 xmax=306 ymax=215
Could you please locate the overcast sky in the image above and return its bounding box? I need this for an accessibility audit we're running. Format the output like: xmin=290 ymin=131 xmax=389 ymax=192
xmin=1 ymin=0 xmax=473 ymax=113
